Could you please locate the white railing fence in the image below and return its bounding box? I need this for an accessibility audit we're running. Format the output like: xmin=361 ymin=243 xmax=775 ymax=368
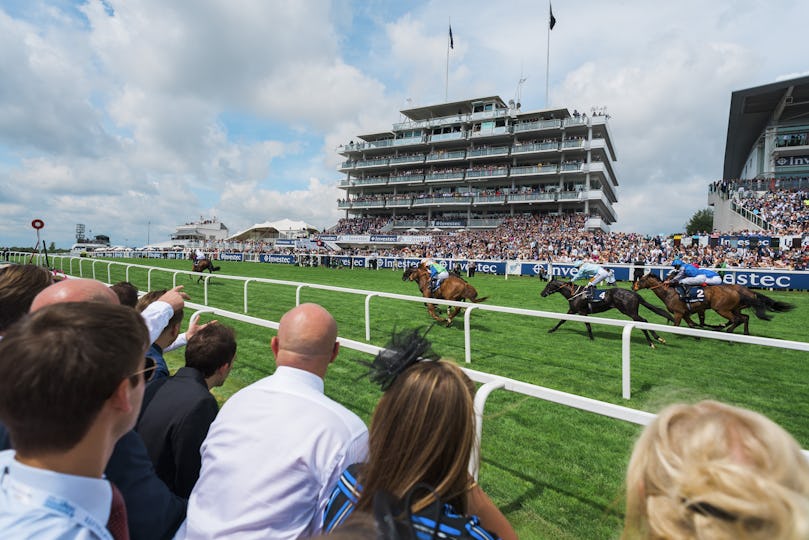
xmin=19 ymin=253 xmax=809 ymax=403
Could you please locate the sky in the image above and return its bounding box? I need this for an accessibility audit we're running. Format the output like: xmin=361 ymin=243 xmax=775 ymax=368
xmin=1 ymin=0 xmax=808 ymax=248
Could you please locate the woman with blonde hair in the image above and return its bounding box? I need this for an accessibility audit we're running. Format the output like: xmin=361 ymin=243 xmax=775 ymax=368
xmin=623 ymin=400 xmax=809 ymax=539
xmin=323 ymin=328 xmax=516 ymax=540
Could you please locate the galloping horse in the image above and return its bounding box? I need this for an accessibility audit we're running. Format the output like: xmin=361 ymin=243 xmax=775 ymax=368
xmin=540 ymin=278 xmax=674 ymax=348
xmin=402 ymin=264 xmax=488 ymax=326
xmin=191 ymin=259 xmax=221 ymax=283
xmin=633 ymin=273 xmax=793 ymax=335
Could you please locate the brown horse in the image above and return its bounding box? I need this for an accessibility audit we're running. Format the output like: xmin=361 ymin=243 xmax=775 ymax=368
xmin=191 ymin=259 xmax=220 ymax=283
xmin=402 ymin=264 xmax=488 ymax=326
xmin=633 ymin=273 xmax=793 ymax=335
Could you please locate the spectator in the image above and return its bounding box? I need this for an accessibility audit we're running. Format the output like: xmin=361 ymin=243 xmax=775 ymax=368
xmin=323 ymin=329 xmax=517 ymax=540
xmin=136 ymin=323 xmax=236 ymax=498
xmin=0 ymin=302 xmax=150 ymax=539
xmin=136 ymin=290 xmax=185 ymax=383
xmin=186 ymin=303 xmax=368 ymax=539
xmin=0 ymin=264 xmax=53 ymax=336
xmin=0 ymin=277 xmax=188 ymax=540
xmin=111 ymin=281 xmax=139 ymax=307
xmin=622 ymin=400 xmax=809 ymax=539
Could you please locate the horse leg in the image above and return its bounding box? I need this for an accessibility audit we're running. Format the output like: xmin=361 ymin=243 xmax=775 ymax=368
xmin=584 ymin=322 xmax=594 ymax=340
xmin=426 ymin=303 xmax=446 ymax=323
xmin=547 ymin=309 xmax=573 ymax=333
xmin=446 ymin=305 xmax=462 ymax=327
xmin=713 ymin=308 xmax=741 ymax=333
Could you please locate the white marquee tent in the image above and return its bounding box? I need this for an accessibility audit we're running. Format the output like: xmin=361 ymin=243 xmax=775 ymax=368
xmin=227 ymin=219 xmax=320 ymax=241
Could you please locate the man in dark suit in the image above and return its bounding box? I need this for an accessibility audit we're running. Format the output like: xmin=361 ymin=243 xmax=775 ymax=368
xmin=137 ymin=323 xmax=236 ymax=497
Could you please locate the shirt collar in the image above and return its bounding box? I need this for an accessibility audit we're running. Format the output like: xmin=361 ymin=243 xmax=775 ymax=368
xmin=7 ymin=452 xmax=112 ymax=524
xmin=272 ymin=365 xmax=324 ymax=394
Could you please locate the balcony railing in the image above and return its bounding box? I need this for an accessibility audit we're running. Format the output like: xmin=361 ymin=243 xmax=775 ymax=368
xmin=467 ymin=146 xmax=510 ymax=158
xmin=425 ymin=171 xmax=465 ymax=182
xmin=561 ymin=139 xmax=585 ymax=149
xmin=466 ymin=167 xmax=509 ymax=179
xmin=412 ymin=196 xmax=473 ymax=206
xmin=393 ymin=136 xmax=426 ymax=146
xmin=473 ymin=195 xmax=507 ymax=204
xmin=429 ymin=131 xmax=466 ymax=142
xmin=470 ymin=126 xmax=510 ymax=138
xmin=390 ymin=154 xmax=425 ymax=165
xmin=426 ymin=150 xmax=466 ymax=161
xmin=386 ymin=199 xmax=412 ymax=208
xmin=561 ymin=162 xmax=584 ymax=172
xmin=563 ymin=117 xmax=588 ymax=127
xmin=512 ymin=141 xmax=559 ymax=154
xmin=356 ymin=158 xmax=390 ymax=168
xmin=353 ymin=176 xmax=388 ymax=185
xmin=514 ymin=119 xmax=562 ymax=132
xmin=389 ymin=174 xmax=424 ymax=184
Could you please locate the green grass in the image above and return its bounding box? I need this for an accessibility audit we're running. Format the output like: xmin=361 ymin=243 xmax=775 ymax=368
xmin=65 ymin=257 xmax=809 ymax=539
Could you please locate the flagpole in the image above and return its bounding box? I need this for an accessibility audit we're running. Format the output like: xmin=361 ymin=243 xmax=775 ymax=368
xmin=546 ymin=5 xmax=551 ymax=107
xmin=445 ymin=18 xmax=451 ymax=102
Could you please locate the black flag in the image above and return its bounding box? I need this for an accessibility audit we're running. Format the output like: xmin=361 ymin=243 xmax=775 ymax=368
xmin=549 ymin=4 xmax=556 ymax=30
xmin=449 ymin=25 xmax=454 ymax=49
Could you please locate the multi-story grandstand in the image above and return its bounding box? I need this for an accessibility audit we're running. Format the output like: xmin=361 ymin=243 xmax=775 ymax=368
xmin=336 ymin=96 xmax=620 ymax=233
xmin=711 ymin=75 xmax=809 ymax=233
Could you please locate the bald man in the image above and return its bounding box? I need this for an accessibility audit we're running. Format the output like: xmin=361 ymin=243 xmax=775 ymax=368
xmin=186 ymin=303 xmax=368 ymax=540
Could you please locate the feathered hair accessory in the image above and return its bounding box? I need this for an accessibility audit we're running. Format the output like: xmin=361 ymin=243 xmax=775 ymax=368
xmin=360 ymin=325 xmax=439 ymax=391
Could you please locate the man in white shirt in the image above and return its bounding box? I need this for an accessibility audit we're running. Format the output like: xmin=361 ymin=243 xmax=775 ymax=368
xmin=186 ymin=303 xmax=368 ymax=539
xmin=0 ymin=302 xmax=151 ymax=539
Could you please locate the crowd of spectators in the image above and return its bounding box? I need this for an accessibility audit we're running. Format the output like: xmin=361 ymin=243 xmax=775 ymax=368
xmin=1 ymin=264 xmax=807 ymax=539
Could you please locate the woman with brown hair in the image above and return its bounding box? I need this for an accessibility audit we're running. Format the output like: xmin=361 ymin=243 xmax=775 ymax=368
xmin=623 ymin=400 xmax=809 ymax=539
xmin=323 ymin=329 xmax=516 ymax=539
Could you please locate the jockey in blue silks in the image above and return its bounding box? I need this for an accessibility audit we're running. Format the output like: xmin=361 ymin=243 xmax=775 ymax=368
xmin=422 ymin=257 xmax=449 ymax=293
xmin=569 ymin=260 xmax=612 ymax=300
xmin=666 ymin=258 xmax=722 ymax=298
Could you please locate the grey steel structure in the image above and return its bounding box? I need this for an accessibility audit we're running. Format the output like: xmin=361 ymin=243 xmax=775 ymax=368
xmin=337 ymin=96 xmax=620 ymax=231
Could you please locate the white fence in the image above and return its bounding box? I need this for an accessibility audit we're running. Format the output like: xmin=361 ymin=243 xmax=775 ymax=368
xmin=14 ymin=252 xmax=809 ymax=462
xmin=34 ymin=253 xmax=809 ymax=400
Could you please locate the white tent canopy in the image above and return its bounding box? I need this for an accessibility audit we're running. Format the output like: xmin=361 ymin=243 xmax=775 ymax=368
xmin=227 ymin=218 xmax=319 ymax=241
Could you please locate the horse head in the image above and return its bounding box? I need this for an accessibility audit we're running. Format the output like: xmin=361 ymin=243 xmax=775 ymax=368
xmin=540 ymin=278 xmax=567 ymax=297
xmin=633 ymin=272 xmax=658 ymax=291
xmin=402 ymin=266 xmax=416 ymax=281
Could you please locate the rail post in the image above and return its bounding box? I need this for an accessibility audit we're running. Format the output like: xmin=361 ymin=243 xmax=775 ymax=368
xmin=622 ymin=324 xmax=635 ymax=400
xmin=470 ymin=380 xmax=505 ymax=480
xmin=464 ymin=305 xmax=477 ymax=363
xmin=295 ymin=285 xmax=306 ymax=306
xmin=244 ymin=279 xmax=253 ymax=313
xmin=365 ymin=293 xmax=378 ymax=341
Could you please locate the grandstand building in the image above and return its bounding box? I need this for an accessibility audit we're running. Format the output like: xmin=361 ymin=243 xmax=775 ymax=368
xmin=712 ymin=75 xmax=809 ymax=232
xmin=337 ymin=96 xmax=620 ymax=232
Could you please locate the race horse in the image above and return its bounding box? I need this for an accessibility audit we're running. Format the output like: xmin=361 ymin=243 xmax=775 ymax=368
xmin=633 ymin=273 xmax=794 ymax=335
xmin=191 ymin=259 xmax=220 ymax=283
xmin=540 ymin=278 xmax=674 ymax=348
xmin=402 ymin=264 xmax=488 ymax=326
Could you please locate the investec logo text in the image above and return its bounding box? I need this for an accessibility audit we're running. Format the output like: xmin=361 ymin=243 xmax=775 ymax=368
xmin=775 ymin=155 xmax=809 ymax=167
xmin=219 ymin=253 xmax=243 ymax=261
xmin=723 ymin=273 xmax=791 ymax=288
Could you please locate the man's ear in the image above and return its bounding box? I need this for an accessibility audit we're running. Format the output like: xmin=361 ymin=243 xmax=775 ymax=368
xmin=270 ymin=335 xmax=280 ymax=357
xmin=330 ymin=341 xmax=340 ymax=364
xmin=108 ymin=378 xmax=136 ymax=414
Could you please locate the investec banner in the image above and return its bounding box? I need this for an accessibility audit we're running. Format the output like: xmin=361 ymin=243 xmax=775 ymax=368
xmin=219 ymin=252 xmax=244 ymax=262
xmin=259 ymin=254 xmax=296 ymax=264
xmin=719 ymin=235 xmax=773 ymax=247
xmin=369 ymin=235 xmax=399 ymax=243
xmin=775 ymin=155 xmax=809 ymax=167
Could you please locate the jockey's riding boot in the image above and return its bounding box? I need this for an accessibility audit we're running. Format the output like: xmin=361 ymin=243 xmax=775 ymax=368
xmin=675 ymin=285 xmax=685 ymax=300
xmin=430 ymin=278 xmax=437 ymax=292
xmin=585 ymin=285 xmax=594 ymax=301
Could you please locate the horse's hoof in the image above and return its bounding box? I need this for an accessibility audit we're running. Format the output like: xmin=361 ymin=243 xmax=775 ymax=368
xmin=649 ymin=344 xmax=656 ymax=349
xmin=547 ymin=329 xmax=555 ymax=333
xmin=657 ymin=338 xmax=666 ymax=344
xmin=445 ymin=320 xmax=453 ymax=327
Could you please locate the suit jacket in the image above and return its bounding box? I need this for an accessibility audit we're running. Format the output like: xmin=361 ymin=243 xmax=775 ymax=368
xmin=136 ymin=366 xmax=219 ymax=498
xmin=0 ymin=424 xmax=186 ymax=540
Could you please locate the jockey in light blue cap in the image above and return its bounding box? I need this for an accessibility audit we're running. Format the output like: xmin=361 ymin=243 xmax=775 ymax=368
xmin=569 ymin=259 xmax=612 ymax=300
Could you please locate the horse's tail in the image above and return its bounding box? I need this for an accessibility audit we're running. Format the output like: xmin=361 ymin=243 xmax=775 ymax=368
xmin=212 ymin=265 xmax=221 ymax=272
xmin=471 ymin=296 xmax=489 ymax=304
xmin=638 ymin=296 xmax=675 ymax=323
xmin=754 ymin=292 xmax=794 ymax=313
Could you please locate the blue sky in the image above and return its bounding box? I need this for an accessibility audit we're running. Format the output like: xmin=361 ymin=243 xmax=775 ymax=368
xmin=1 ymin=0 xmax=808 ymax=248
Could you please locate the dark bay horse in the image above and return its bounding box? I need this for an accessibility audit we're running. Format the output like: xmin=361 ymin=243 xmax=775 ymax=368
xmin=633 ymin=273 xmax=793 ymax=335
xmin=540 ymin=278 xmax=674 ymax=348
xmin=402 ymin=264 xmax=488 ymax=326
xmin=191 ymin=259 xmax=220 ymax=283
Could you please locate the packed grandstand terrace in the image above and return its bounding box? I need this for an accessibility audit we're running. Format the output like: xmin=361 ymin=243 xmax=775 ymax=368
xmin=197 ymin=182 xmax=809 ymax=271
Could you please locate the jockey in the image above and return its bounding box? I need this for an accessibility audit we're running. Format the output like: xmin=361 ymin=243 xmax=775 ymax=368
xmin=569 ymin=260 xmax=611 ymax=300
xmin=421 ymin=257 xmax=449 ymax=293
xmin=195 ymin=248 xmax=206 ymax=262
xmin=666 ymin=258 xmax=722 ymax=298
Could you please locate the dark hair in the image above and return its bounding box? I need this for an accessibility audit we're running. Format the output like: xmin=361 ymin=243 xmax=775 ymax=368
xmin=111 ymin=281 xmax=139 ymax=307
xmin=185 ymin=323 xmax=237 ymax=377
xmin=136 ymin=289 xmax=184 ymax=329
xmin=0 ymin=264 xmax=53 ymax=332
xmin=0 ymin=302 xmax=149 ymax=454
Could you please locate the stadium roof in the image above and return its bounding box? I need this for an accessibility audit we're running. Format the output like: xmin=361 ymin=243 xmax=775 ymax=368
xmin=723 ymin=75 xmax=809 ymax=179
xmin=227 ymin=218 xmax=319 ymax=241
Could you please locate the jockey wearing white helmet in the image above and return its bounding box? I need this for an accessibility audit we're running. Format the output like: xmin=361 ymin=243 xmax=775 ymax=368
xmin=569 ymin=259 xmax=612 ymax=299
xmin=421 ymin=256 xmax=449 ymax=292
